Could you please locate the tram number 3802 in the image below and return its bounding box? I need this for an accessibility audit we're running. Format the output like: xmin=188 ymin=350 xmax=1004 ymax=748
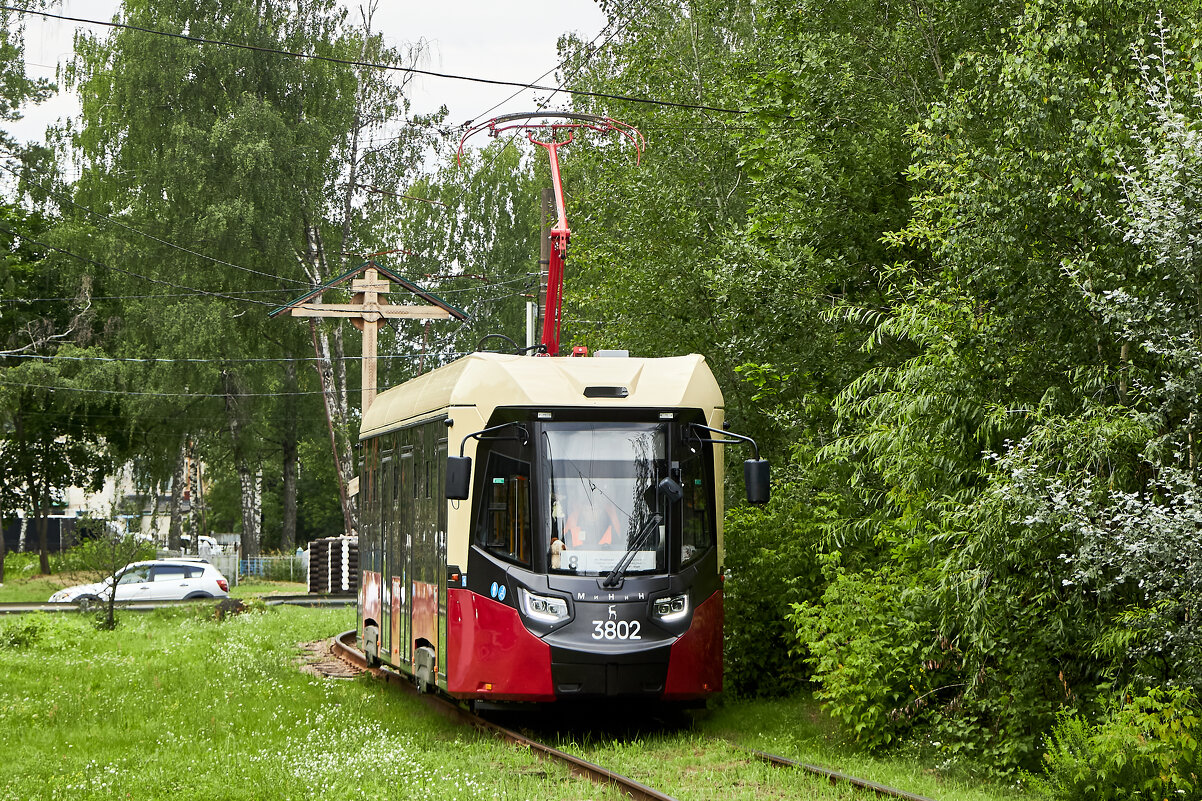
xmin=591 ymin=619 xmax=642 ymax=640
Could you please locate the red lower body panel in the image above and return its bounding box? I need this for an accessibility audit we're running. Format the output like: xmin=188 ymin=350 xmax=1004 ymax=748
xmin=446 ymin=588 xmax=555 ymax=701
xmin=663 ymin=589 xmax=724 ymax=700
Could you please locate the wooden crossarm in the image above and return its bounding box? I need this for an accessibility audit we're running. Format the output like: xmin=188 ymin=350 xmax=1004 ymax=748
xmin=288 ymin=304 xmax=453 ymax=320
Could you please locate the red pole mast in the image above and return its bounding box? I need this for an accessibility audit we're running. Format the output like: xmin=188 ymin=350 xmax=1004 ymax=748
xmin=534 ymin=134 xmax=573 ymax=355
xmin=459 ymin=113 xmax=643 ymax=356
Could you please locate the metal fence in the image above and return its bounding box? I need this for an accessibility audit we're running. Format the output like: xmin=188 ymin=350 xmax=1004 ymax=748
xmin=155 ymin=552 xmax=305 ymax=587
xmin=240 ymin=555 xmax=306 ymax=582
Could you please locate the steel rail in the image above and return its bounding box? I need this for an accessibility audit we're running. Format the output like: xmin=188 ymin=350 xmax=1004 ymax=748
xmin=740 ymin=746 xmax=940 ymax=801
xmin=0 ymin=594 xmax=354 ymax=615
xmin=331 ymin=630 xmax=679 ymax=801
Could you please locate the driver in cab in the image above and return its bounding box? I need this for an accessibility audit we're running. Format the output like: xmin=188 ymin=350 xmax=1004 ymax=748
xmin=553 ymin=486 xmax=624 ymax=550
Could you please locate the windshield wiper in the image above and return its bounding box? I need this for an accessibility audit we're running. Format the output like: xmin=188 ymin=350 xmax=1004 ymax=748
xmin=602 ymin=475 xmax=682 ymax=588
xmin=602 ymin=512 xmax=662 ymax=589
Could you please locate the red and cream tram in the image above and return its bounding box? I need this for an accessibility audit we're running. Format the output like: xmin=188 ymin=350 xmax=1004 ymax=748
xmin=356 ymin=350 xmax=767 ymax=703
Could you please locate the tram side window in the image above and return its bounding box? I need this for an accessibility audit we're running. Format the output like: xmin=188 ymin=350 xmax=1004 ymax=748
xmin=476 ymin=452 xmax=532 ymax=566
xmin=679 ymin=444 xmax=715 ymax=567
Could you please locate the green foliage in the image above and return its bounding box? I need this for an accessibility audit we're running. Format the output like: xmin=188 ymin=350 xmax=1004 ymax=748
xmin=387 ymin=143 xmax=540 ymax=365
xmin=0 ymin=614 xmax=48 ymax=649
xmin=722 ymin=482 xmax=825 ymax=697
xmin=789 ymin=556 xmax=932 ymax=750
xmin=1038 ymin=688 xmax=1200 ymax=800
xmin=56 ymin=534 xmax=155 ymax=574
xmin=1 ymin=551 xmax=41 ymax=578
xmin=790 ymin=0 xmax=1202 ymax=775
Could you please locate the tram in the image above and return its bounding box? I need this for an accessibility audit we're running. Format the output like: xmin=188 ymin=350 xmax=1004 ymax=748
xmin=356 ymin=349 xmax=768 ymax=702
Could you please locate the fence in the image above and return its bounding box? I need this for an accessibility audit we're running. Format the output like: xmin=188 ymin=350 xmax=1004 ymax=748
xmin=240 ymin=555 xmax=306 ymax=582
xmin=2 ymin=517 xmax=79 ymax=554
xmin=156 ymin=552 xmax=305 ymax=587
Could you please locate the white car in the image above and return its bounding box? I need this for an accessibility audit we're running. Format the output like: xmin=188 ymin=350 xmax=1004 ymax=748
xmin=48 ymin=559 xmax=231 ymax=608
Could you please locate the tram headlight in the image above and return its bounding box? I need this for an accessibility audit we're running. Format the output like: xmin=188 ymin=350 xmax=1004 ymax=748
xmin=518 ymin=588 xmax=570 ymax=623
xmin=652 ymin=593 xmax=689 ymax=623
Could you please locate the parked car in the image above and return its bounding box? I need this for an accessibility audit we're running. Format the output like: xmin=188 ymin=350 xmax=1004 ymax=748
xmin=48 ymin=559 xmax=230 ymax=608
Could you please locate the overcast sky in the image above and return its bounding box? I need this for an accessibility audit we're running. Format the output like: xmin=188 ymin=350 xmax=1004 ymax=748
xmin=6 ymin=0 xmax=608 ymax=144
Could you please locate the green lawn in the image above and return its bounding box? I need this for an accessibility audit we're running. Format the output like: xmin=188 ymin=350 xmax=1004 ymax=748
xmin=696 ymin=696 xmax=1037 ymax=801
xmin=0 ymin=568 xmax=87 ymax=603
xmin=0 ymin=560 xmax=306 ymax=603
xmin=0 ymin=599 xmax=1039 ymax=801
xmin=0 ymin=606 xmax=615 ymax=801
xmin=227 ymin=578 xmax=307 ymax=597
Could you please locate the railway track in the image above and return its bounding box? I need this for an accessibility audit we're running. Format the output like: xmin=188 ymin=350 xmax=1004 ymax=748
xmin=0 ymin=593 xmax=354 ymax=615
xmin=330 ymin=629 xmax=940 ymax=801
xmin=331 ymin=629 xmax=678 ymax=801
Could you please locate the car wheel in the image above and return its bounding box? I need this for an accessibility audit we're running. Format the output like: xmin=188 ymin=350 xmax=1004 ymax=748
xmin=183 ymin=592 xmax=212 ymax=601
xmin=76 ymin=595 xmax=99 ymax=612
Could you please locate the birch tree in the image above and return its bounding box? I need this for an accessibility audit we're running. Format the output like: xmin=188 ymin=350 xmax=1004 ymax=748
xmin=62 ymin=0 xmax=436 ymax=546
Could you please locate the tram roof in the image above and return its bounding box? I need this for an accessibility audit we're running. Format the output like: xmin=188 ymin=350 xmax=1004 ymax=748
xmin=360 ymin=352 xmax=724 ymax=439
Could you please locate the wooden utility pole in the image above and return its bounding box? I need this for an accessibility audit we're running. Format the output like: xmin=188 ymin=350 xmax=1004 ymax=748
xmin=270 ymin=261 xmax=468 ymax=537
xmin=281 ymin=266 xmax=456 ymax=414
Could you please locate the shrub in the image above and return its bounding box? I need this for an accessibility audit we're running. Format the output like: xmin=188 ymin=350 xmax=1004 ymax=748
xmin=0 ymin=615 xmax=49 ymax=648
xmin=57 ymin=536 xmax=155 ymax=573
xmin=2 ymin=551 xmax=42 ymax=576
xmin=723 ymin=482 xmax=825 ymax=698
xmin=1038 ymin=687 xmax=1200 ymax=800
xmin=789 ymin=555 xmax=932 ymax=749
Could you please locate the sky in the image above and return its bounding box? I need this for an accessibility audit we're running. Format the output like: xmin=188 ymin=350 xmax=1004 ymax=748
xmin=6 ymin=0 xmax=609 ymax=145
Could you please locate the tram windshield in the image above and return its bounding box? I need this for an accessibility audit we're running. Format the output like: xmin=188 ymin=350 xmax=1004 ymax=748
xmin=542 ymin=422 xmax=667 ymax=576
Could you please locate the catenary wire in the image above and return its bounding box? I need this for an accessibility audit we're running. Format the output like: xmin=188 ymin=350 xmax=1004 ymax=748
xmin=3 ymin=5 xmax=748 ymax=116
xmin=468 ymin=8 xmax=635 ymax=126
xmin=0 ymin=161 xmax=311 ymax=286
xmin=468 ymin=4 xmax=640 ymax=206
xmin=0 ymin=351 xmax=466 ymax=364
xmin=0 ymin=362 xmax=473 ymax=398
xmin=0 ymin=222 xmax=536 ymax=308
xmin=0 ymin=223 xmax=278 ymax=307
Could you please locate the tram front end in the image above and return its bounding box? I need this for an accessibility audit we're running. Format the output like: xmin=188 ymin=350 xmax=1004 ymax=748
xmin=444 ymin=408 xmax=765 ymax=703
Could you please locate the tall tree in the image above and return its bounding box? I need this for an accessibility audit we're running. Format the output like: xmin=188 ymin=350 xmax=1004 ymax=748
xmin=802 ymin=0 xmax=1202 ymax=770
xmin=0 ymin=3 xmax=59 ymax=581
xmin=61 ymin=0 xmax=434 ymax=549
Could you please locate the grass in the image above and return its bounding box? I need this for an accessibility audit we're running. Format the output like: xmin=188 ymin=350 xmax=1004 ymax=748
xmin=0 ymin=567 xmax=111 ymax=603
xmin=0 ymin=557 xmax=1038 ymax=800
xmin=228 ymin=578 xmax=307 ymax=597
xmin=0 ymin=606 xmax=616 ymax=801
xmin=697 ymin=695 xmax=1037 ymax=800
xmin=507 ymin=695 xmax=1036 ymax=800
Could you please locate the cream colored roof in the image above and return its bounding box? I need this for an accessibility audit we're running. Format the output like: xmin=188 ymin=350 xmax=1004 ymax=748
xmin=360 ymin=352 xmax=724 ymax=439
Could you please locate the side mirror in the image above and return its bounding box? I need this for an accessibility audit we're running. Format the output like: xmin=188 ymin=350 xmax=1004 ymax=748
xmin=744 ymin=459 xmax=770 ymax=505
xmin=657 ymin=475 xmax=684 ymax=502
xmin=446 ymin=456 xmax=472 ymax=500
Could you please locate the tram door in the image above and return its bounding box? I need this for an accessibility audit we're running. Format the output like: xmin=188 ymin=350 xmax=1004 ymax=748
xmin=411 ymin=424 xmax=439 ymax=674
xmin=359 ymin=439 xmax=382 ymax=649
xmin=397 ymin=441 xmax=414 ymax=669
xmin=436 ymin=433 xmax=448 ymax=689
xmin=380 ymin=445 xmax=393 ymax=663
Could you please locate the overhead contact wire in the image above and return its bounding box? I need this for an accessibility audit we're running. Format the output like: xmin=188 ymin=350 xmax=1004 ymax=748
xmin=3 ymin=6 xmax=748 ymax=116
xmin=0 ymin=223 xmax=276 ymax=307
xmin=0 ymin=162 xmax=309 ymax=286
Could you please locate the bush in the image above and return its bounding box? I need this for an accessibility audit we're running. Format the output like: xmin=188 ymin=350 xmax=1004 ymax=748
xmin=57 ymin=537 xmax=155 ymax=573
xmin=1038 ymin=687 xmax=1200 ymax=800
xmin=0 ymin=615 xmax=49 ymax=648
xmin=1 ymin=536 xmax=154 ymax=577
xmin=723 ymin=483 xmax=825 ymax=698
xmin=789 ymin=555 xmax=932 ymax=749
xmin=2 ymin=551 xmax=43 ymax=576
